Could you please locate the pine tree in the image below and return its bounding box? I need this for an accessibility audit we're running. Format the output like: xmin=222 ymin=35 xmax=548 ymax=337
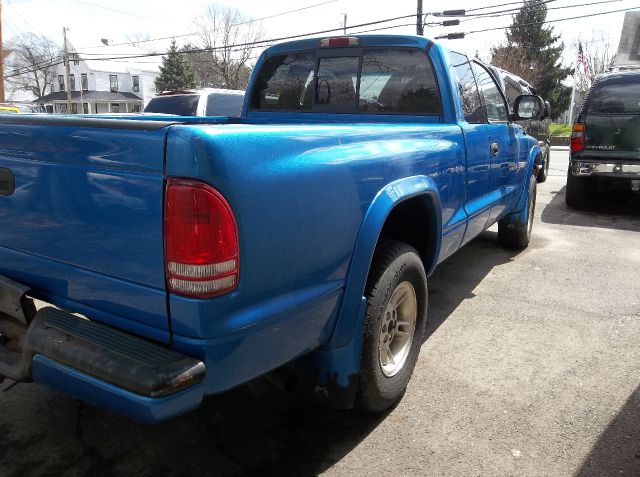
xmin=491 ymin=0 xmax=572 ymax=119
xmin=155 ymin=40 xmax=196 ymax=91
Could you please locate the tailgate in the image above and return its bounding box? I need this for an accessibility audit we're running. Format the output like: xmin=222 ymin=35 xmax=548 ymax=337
xmin=0 ymin=116 xmax=175 ymax=342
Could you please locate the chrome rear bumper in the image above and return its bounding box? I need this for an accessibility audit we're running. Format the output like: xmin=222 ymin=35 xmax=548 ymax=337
xmin=571 ymin=160 xmax=640 ymax=177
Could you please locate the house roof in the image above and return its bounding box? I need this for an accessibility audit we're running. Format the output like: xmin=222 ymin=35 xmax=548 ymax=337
xmin=38 ymin=91 xmax=143 ymax=103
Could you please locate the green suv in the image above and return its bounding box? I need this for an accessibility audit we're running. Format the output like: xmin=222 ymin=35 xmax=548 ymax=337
xmin=567 ymin=70 xmax=640 ymax=207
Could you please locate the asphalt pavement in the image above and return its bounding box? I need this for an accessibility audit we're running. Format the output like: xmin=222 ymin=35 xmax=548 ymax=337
xmin=1 ymin=148 xmax=640 ymax=476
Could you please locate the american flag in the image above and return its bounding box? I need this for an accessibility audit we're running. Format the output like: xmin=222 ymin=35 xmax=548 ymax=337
xmin=578 ymin=42 xmax=592 ymax=77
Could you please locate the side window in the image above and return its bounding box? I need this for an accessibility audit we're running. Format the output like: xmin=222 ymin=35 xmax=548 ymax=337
xmin=249 ymin=52 xmax=316 ymax=111
xmin=449 ymin=52 xmax=484 ymax=123
xmin=359 ymin=49 xmax=441 ymax=115
xmin=206 ymin=94 xmax=244 ymax=117
xmin=472 ymin=62 xmax=508 ymax=122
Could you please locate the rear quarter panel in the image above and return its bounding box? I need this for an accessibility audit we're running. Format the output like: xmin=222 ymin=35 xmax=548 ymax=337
xmin=165 ymin=122 xmax=465 ymax=343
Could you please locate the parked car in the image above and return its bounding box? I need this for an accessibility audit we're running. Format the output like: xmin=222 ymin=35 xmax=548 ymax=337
xmin=566 ymin=69 xmax=640 ymax=207
xmin=144 ymin=88 xmax=245 ymax=117
xmin=486 ymin=66 xmax=552 ymax=183
xmin=0 ymin=106 xmax=19 ymax=114
xmin=0 ymin=35 xmax=545 ymax=422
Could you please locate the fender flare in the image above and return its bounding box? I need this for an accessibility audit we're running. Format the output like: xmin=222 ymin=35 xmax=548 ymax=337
xmin=327 ymin=175 xmax=443 ymax=349
xmin=510 ymin=144 xmax=542 ymax=215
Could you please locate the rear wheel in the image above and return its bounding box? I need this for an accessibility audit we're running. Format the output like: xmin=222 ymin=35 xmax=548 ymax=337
xmin=356 ymin=240 xmax=427 ymax=413
xmin=498 ymin=173 xmax=537 ymax=249
xmin=565 ymin=170 xmax=589 ymax=208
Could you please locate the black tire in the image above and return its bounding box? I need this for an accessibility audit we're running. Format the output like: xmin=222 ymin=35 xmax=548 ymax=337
xmin=498 ymin=173 xmax=537 ymax=249
xmin=565 ymin=170 xmax=588 ymax=208
xmin=537 ymin=147 xmax=550 ymax=183
xmin=356 ymin=240 xmax=427 ymax=413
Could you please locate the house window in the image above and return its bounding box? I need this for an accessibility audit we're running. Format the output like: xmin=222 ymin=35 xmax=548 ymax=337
xmin=83 ymin=103 xmax=89 ymax=114
xmin=69 ymin=74 xmax=75 ymax=91
xmin=131 ymin=104 xmax=141 ymax=112
xmin=109 ymin=75 xmax=118 ymax=92
xmin=58 ymin=75 xmax=65 ymax=92
xmin=81 ymin=73 xmax=88 ymax=91
xmin=60 ymin=104 xmax=67 ymax=114
xmin=71 ymin=103 xmax=78 ymax=114
xmin=111 ymin=103 xmax=120 ymax=113
xmin=132 ymin=75 xmax=139 ymax=92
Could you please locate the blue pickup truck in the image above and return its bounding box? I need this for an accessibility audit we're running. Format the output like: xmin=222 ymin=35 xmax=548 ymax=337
xmin=0 ymin=35 xmax=544 ymax=423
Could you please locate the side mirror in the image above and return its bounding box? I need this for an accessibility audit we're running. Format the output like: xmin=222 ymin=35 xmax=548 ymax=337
xmin=509 ymin=94 xmax=545 ymax=121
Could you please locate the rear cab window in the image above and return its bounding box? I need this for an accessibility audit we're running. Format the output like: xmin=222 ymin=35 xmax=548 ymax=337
xmin=249 ymin=48 xmax=442 ymax=116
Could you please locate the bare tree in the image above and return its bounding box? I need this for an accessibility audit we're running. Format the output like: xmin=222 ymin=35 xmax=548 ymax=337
xmin=491 ymin=44 xmax=544 ymax=89
xmin=5 ymin=33 xmax=60 ymax=102
xmin=190 ymin=5 xmax=263 ymax=89
xmin=571 ymin=32 xmax=616 ymax=95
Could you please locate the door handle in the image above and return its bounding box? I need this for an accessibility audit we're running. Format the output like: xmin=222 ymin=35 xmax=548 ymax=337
xmin=0 ymin=168 xmax=15 ymax=196
xmin=491 ymin=143 xmax=499 ymax=156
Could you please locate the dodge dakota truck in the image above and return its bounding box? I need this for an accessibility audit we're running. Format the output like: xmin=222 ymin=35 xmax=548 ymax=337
xmin=0 ymin=35 xmax=545 ymax=423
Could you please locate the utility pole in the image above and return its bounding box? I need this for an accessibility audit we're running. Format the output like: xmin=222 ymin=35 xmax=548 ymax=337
xmin=0 ymin=0 xmax=5 ymax=103
xmin=342 ymin=13 xmax=347 ymax=35
xmin=62 ymin=27 xmax=72 ymax=113
xmin=417 ymin=0 xmax=423 ymax=36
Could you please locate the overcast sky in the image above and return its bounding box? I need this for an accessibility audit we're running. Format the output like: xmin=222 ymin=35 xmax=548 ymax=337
xmin=4 ymin=0 xmax=640 ymax=67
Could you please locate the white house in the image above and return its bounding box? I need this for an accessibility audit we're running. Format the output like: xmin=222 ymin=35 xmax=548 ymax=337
xmin=39 ymin=41 xmax=161 ymax=114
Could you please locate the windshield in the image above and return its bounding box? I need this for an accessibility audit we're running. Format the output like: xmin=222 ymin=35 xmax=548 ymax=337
xmin=144 ymin=95 xmax=200 ymax=116
xmin=588 ymin=80 xmax=640 ymax=115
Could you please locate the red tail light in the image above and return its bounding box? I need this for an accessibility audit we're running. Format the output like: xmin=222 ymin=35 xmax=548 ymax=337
xmin=164 ymin=178 xmax=238 ymax=298
xmin=570 ymin=122 xmax=585 ymax=153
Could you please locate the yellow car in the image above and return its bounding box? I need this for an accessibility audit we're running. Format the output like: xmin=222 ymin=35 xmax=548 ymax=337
xmin=0 ymin=106 xmax=20 ymax=114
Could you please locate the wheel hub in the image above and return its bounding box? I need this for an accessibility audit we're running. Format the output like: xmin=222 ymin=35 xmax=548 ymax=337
xmin=378 ymin=281 xmax=417 ymax=377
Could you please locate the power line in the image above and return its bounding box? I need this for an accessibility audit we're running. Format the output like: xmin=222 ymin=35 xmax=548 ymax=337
xmin=74 ymin=13 xmax=420 ymax=58
xmin=6 ymin=0 xmax=48 ymax=38
xmin=77 ymin=0 xmax=341 ymax=50
xmin=6 ymin=2 xmax=636 ymax=80
xmin=234 ymin=0 xmax=339 ymax=26
xmin=457 ymin=0 xmax=623 ymax=22
xmin=467 ymin=0 xmax=553 ymax=13
xmin=461 ymin=0 xmax=558 ymax=18
xmin=439 ymin=5 xmax=640 ymax=37
xmin=70 ymin=0 xmax=151 ymax=21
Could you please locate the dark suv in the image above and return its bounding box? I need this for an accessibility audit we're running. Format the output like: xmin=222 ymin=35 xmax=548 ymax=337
xmin=486 ymin=66 xmax=552 ymax=183
xmin=567 ymin=70 xmax=640 ymax=207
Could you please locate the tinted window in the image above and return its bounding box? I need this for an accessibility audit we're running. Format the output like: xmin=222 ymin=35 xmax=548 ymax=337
xmin=251 ymin=48 xmax=441 ymax=115
xmin=360 ymin=49 xmax=441 ymax=114
xmin=589 ymin=80 xmax=640 ymax=114
xmin=449 ymin=52 xmax=484 ymax=123
xmin=250 ymin=52 xmax=315 ymax=111
xmin=473 ymin=63 xmax=508 ymax=122
xmin=205 ymin=93 xmax=244 ymax=116
xmin=316 ymin=56 xmax=358 ymax=107
xmin=144 ymin=95 xmax=200 ymax=116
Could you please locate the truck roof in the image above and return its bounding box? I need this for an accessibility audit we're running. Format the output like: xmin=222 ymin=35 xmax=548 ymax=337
xmin=263 ymin=34 xmax=434 ymax=57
